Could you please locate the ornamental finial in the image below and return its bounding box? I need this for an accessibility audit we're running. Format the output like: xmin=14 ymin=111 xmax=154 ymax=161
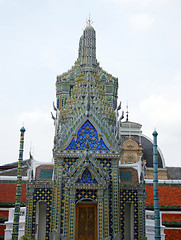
xmin=86 ymin=15 xmax=93 ymax=26
xmin=126 ymin=102 xmax=129 ymax=121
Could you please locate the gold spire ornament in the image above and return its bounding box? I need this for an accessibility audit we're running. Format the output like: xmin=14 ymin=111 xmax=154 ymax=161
xmin=86 ymin=15 xmax=93 ymax=26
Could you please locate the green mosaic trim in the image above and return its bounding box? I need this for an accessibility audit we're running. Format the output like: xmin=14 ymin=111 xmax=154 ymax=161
xmin=60 ymin=183 xmax=65 ymax=234
xmin=104 ymin=190 xmax=109 ymax=237
xmin=112 ymin=168 xmax=119 ymax=234
xmin=0 ymin=180 xmax=28 ymax=183
xmin=60 ymin=158 xmax=76 ymax=235
xmin=27 ymin=196 xmax=33 ymax=237
xmin=63 ymin=191 xmax=69 ymax=236
xmin=25 ymin=196 xmax=30 ymax=236
xmin=138 ymin=199 xmax=145 ymax=238
xmin=99 ymin=159 xmax=113 ymax=236
xmin=146 ymin=205 xmax=181 ymax=210
xmin=55 ymin=167 xmax=63 ymax=230
xmin=69 ymin=198 xmax=75 ymax=239
xmin=146 ymin=183 xmax=181 ymax=187
xmin=51 ymin=164 xmax=57 ymax=230
xmin=162 ymin=221 xmax=181 ymax=226
xmin=0 ymin=218 xmax=8 ymax=222
xmin=98 ymin=199 xmax=103 ymax=240
xmin=0 ymin=202 xmax=26 ymax=206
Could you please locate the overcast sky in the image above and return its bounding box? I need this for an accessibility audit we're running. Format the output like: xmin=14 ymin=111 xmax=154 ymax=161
xmin=0 ymin=0 xmax=181 ymax=167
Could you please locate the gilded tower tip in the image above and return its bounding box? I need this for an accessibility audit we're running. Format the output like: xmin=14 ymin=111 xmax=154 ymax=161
xmin=86 ymin=15 xmax=93 ymax=26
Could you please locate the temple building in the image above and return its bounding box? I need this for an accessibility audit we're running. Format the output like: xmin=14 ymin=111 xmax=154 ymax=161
xmin=0 ymin=21 xmax=181 ymax=240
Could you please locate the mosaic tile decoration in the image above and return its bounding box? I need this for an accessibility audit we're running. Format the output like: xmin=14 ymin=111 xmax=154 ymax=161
xmin=69 ymin=198 xmax=75 ymax=239
xmin=65 ymin=120 xmax=109 ymax=151
xmin=64 ymin=191 xmax=69 ymax=236
xmin=103 ymin=190 xmax=109 ymax=237
xmin=64 ymin=158 xmax=76 ymax=170
xmin=120 ymin=189 xmax=138 ymax=240
xmin=98 ymin=200 xmax=104 ymax=239
xmin=139 ymin=199 xmax=145 ymax=237
xmin=32 ymin=188 xmax=52 ymax=240
xmin=76 ymin=189 xmax=97 ymax=203
xmin=55 ymin=166 xmax=62 ymax=230
xmin=112 ymin=168 xmax=119 ymax=234
xmin=76 ymin=168 xmax=98 ymax=184
xmin=60 ymin=158 xmax=77 ymax=234
xmin=98 ymin=159 xmax=113 ymax=236
xmin=60 ymin=183 xmax=65 ymax=234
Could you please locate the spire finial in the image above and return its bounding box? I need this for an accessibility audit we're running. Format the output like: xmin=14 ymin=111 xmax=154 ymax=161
xmin=126 ymin=103 xmax=129 ymax=121
xmin=86 ymin=15 xmax=93 ymax=26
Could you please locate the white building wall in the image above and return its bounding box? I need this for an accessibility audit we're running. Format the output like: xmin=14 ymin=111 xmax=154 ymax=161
xmin=146 ymin=210 xmax=165 ymax=240
xmin=4 ymin=207 xmax=26 ymax=240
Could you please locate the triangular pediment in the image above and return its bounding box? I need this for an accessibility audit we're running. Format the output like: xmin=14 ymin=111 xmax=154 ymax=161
xmin=65 ymin=154 xmax=110 ymax=188
xmin=75 ymin=168 xmax=98 ymax=184
xmin=65 ymin=119 xmax=109 ymax=151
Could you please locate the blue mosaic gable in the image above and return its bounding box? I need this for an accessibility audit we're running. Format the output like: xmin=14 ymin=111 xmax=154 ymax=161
xmin=65 ymin=120 xmax=109 ymax=151
xmin=76 ymin=168 xmax=98 ymax=184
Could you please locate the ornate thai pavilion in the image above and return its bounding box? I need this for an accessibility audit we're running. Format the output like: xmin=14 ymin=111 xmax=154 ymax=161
xmin=24 ymin=22 xmax=146 ymax=240
xmin=1 ymin=21 xmax=181 ymax=240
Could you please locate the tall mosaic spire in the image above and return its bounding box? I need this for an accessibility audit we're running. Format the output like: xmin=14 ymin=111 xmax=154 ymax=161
xmin=79 ymin=25 xmax=97 ymax=68
xmin=54 ymin=22 xmax=119 ymax=152
xmin=12 ymin=127 xmax=26 ymax=240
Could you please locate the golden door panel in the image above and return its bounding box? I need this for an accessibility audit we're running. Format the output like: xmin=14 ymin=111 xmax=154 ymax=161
xmin=75 ymin=203 xmax=97 ymax=240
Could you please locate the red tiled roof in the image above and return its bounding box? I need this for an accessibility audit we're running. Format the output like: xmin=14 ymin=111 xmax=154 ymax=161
xmin=0 ymin=210 xmax=8 ymax=218
xmin=0 ymin=183 xmax=26 ymax=203
xmin=164 ymin=229 xmax=181 ymax=240
xmin=162 ymin=213 xmax=181 ymax=223
xmin=146 ymin=186 xmax=181 ymax=207
xmin=0 ymin=225 xmax=6 ymax=237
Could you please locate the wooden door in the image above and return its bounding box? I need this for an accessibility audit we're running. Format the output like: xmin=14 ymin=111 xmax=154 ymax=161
xmin=75 ymin=203 xmax=97 ymax=240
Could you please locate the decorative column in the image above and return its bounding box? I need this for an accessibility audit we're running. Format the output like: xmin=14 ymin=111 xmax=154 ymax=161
xmin=103 ymin=190 xmax=109 ymax=238
xmin=69 ymin=189 xmax=76 ymax=239
xmin=52 ymin=163 xmax=63 ymax=232
xmin=51 ymin=163 xmax=57 ymax=231
xmin=111 ymin=159 xmax=120 ymax=235
xmin=63 ymin=188 xmax=70 ymax=237
xmin=12 ymin=127 xmax=26 ymax=240
xmin=97 ymin=190 xmax=104 ymax=240
xmin=25 ymin=187 xmax=34 ymax=237
xmin=138 ymin=187 xmax=147 ymax=239
xmin=153 ymin=130 xmax=161 ymax=239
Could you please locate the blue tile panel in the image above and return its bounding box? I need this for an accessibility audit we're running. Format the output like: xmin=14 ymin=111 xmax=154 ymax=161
xmin=76 ymin=168 xmax=98 ymax=184
xmin=76 ymin=189 xmax=97 ymax=203
xmin=32 ymin=188 xmax=52 ymax=240
xmin=39 ymin=169 xmax=53 ymax=179
xmin=65 ymin=120 xmax=109 ymax=151
xmin=120 ymin=189 xmax=138 ymax=240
